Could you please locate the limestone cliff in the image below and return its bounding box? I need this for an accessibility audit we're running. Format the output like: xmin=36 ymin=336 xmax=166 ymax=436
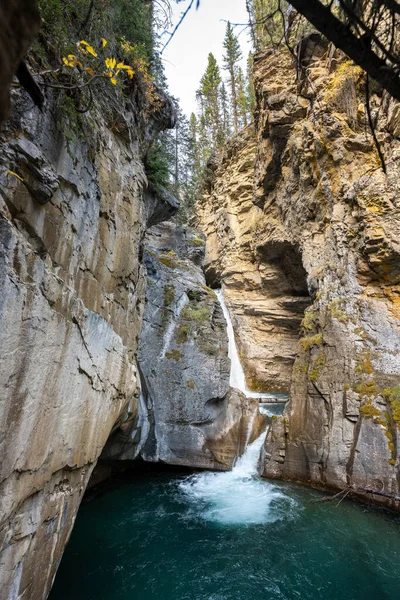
xmin=0 ymin=77 xmax=177 ymax=597
xmin=103 ymin=221 xmax=261 ymax=470
xmin=197 ymin=130 xmax=311 ymax=392
xmin=198 ymin=38 xmax=400 ymax=509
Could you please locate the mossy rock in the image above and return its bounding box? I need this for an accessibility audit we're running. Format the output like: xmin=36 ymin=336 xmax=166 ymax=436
xmin=163 ymin=284 xmax=175 ymax=307
xmin=299 ymin=333 xmax=323 ymax=351
xmin=189 ymin=237 xmax=206 ymax=247
xmin=359 ymin=401 xmax=382 ymax=419
xmin=165 ymin=349 xmax=182 ymax=362
xmin=176 ymin=324 xmax=189 ymax=344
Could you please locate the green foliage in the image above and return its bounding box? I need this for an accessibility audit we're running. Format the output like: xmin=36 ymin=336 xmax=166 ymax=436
xmin=383 ymin=386 xmax=400 ymax=424
xmin=301 ymin=310 xmax=316 ymax=332
xmin=163 ymin=284 xmax=175 ymax=307
xmin=159 ymin=254 xmax=178 ymax=269
xmin=197 ymin=53 xmax=223 ymax=149
xmin=223 ymin=21 xmax=242 ymax=133
xmin=181 ymin=304 xmax=210 ymax=324
xmin=299 ymin=333 xmax=323 ymax=351
xmin=247 ymin=0 xmax=288 ymax=49
xmin=189 ymin=237 xmax=206 ymax=247
xmin=176 ymin=324 xmax=190 ymax=344
xmin=165 ymin=349 xmax=183 ymax=362
xmin=146 ymin=137 xmax=173 ymax=192
xmin=37 ymin=0 xmax=153 ymax=62
xmin=359 ymin=401 xmax=382 ymax=419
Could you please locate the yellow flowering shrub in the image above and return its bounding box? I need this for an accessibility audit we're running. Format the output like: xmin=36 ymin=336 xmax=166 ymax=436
xmin=61 ymin=37 xmax=162 ymax=115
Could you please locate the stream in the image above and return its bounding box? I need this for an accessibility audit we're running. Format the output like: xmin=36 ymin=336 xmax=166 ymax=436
xmin=50 ymin=289 xmax=400 ymax=599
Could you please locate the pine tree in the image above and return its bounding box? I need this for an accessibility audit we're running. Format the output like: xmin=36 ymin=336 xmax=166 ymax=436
xmin=247 ymin=52 xmax=256 ymax=117
xmin=197 ymin=53 xmax=222 ymax=149
xmin=237 ymin=67 xmax=249 ymax=128
xmin=223 ymin=21 xmax=242 ymax=134
xmin=220 ymin=82 xmax=231 ymax=141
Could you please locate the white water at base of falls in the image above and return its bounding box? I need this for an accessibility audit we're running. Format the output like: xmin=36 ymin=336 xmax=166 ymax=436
xmin=177 ymin=289 xmax=294 ymax=525
xmin=179 ymin=431 xmax=295 ymax=525
xmin=215 ymin=289 xmax=288 ymax=401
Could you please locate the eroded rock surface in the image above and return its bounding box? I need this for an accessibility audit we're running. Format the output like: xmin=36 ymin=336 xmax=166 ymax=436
xmin=0 ymin=85 xmax=177 ymax=598
xmin=199 ymin=41 xmax=400 ymax=509
xmin=104 ymin=221 xmax=261 ymax=469
xmin=197 ymin=130 xmax=310 ymax=392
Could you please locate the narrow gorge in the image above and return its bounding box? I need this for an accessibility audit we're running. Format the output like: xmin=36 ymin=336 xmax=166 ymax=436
xmin=1 ymin=2 xmax=400 ymax=600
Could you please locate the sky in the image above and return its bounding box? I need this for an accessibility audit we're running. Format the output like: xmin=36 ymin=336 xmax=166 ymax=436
xmin=160 ymin=0 xmax=252 ymax=117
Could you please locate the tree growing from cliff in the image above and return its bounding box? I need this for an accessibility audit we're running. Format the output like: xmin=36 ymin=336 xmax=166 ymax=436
xmin=237 ymin=66 xmax=250 ymax=128
xmin=246 ymin=0 xmax=400 ymax=103
xmin=223 ymin=21 xmax=242 ymax=134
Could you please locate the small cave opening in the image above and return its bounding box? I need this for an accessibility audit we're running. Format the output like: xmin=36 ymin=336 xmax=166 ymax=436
xmin=256 ymin=239 xmax=310 ymax=298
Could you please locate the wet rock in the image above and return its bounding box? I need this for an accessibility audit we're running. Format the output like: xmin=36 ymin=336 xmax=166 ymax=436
xmin=0 ymin=82 xmax=177 ymax=597
xmin=199 ymin=45 xmax=400 ymax=510
xmin=104 ymin=222 xmax=256 ymax=470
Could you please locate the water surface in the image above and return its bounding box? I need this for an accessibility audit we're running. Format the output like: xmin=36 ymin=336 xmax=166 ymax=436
xmin=51 ymin=437 xmax=400 ymax=600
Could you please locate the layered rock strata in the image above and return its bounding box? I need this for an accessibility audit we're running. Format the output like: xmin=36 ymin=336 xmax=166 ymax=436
xmin=200 ymin=38 xmax=400 ymax=509
xmin=103 ymin=221 xmax=262 ymax=469
xmin=197 ymin=130 xmax=310 ymax=392
xmin=254 ymin=44 xmax=400 ymax=508
xmin=0 ymin=83 xmax=176 ymax=598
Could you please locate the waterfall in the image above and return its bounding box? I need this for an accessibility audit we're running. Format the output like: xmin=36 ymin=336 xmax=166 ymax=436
xmin=161 ymin=293 xmax=188 ymax=358
xmin=214 ymin=289 xmax=287 ymax=400
xmin=179 ymin=430 xmax=293 ymax=525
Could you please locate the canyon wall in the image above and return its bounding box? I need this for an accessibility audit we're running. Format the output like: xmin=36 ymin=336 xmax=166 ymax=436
xmin=197 ymin=131 xmax=310 ymax=392
xmin=103 ymin=221 xmax=261 ymax=470
xmin=199 ymin=38 xmax=400 ymax=509
xmin=0 ymin=81 xmax=177 ymax=598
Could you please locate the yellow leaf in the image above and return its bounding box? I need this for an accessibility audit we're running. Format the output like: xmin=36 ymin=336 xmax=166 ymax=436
xmin=110 ymin=77 xmax=117 ymax=85
xmin=86 ymin=45 xmax=97 ymax=58
xmin=79 ymin=40 xmax=90 ymax=46
xmin=6 ymin=170 xmax=24 ymax=182
xmin=105 ymin=58 xmax=117 ymax=70
xmin=101 ymin=38 xmax=107 ymax=48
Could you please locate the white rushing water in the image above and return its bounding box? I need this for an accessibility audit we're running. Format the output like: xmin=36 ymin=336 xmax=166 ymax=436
xmin=179 ymin=431 xmax=294 ymax=525
xmin=177 ymin=288 xmax=294 ymax=525
xmin=214 ymin=289 xmax=287 ymax=401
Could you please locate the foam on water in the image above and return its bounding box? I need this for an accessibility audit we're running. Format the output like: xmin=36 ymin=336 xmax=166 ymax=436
xmin=179 ymin=432 xmax=296 ymax=525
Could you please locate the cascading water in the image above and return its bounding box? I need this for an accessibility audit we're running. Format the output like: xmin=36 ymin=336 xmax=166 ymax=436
xmin=177 ymin=289 xmax=293 ymax=525
xmin=179 ymin=430 xmax=294 ymax=525
xmin=214 ymin=289 xmax=287 ymax=401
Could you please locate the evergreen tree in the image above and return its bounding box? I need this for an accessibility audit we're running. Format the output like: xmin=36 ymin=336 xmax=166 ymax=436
xmin=247 ymin=52 xmax=256 ymax=117
xmin=220 ymin=82 xmax=231 ymax=141
xmin=237 ymin=67 xmax=249 ymax=128
xmin=223 ymin=21 xmax=242 ymax=134
xmin=197 ymin=53 xmax=222 ymax=149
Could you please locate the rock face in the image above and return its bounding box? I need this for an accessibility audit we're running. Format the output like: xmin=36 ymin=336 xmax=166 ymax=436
xmin=0 ymin=84 xmax=177 ymax=598
xmin=197 ymin=130 xmax=310 ymax=392
xmin=199 ymin=41 xmax=400 ymax=509
xmin=0 ymin=0 xmax=40 ymax=123
xmin=103 ymin=221 xmax=261 ymax=470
